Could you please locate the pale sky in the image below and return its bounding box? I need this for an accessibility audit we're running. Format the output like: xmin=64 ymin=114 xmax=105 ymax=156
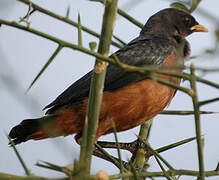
xmin=0 ymin=0 xmax=219 ymax=179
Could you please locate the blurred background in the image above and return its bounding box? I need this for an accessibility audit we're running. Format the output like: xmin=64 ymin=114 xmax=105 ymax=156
xmin=0 ymin=0 xmax=219 ymax=179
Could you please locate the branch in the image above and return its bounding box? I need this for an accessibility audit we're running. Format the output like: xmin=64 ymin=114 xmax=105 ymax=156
xmin=109 ymin=169 xmax=219 ymax=179
xmin=17 ymin=0 xmax=123 ymax=48
xmin=0 ymin=173 xmax=67 ymax=180
xmin=7 ymin=135 xmax=31 ymax=176
xmin=94 ymin=143 xmax=122 ymax=169
xmin=1 ymin=18 xmax=218 ymax=94
xmin=78 ymin=0 xmax=118 ymax=177
xmin=27 ymin=45 xmax=63 ymax=92
xmin=190 ymin=63 xmax=205 ymax=180
xmin=199 ymin=97 xmax=219 ymax=106
xmin=160 ymin=110 xmax=217 ymax=115
xmin=131 ymin=119 xmax=153 ymax=170
xmin=112 ymin=126 xmax=126 ymax=173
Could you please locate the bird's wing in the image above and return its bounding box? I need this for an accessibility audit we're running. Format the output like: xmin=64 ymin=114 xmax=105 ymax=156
xmin=45 ymin=36 xmax=173 ymax=114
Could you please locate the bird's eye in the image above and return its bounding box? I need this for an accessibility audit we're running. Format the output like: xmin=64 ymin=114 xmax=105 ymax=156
xmin=184 ymin=17 xmax=192 ymax=25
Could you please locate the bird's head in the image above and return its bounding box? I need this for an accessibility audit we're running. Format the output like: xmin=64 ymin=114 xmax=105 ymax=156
xmin=141 ymin=8 xmax=208 ymax=39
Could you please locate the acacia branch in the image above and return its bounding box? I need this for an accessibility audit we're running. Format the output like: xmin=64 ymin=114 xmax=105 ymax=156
xmin=0 ymin=173 xmax=67 ymax=180
xmin=190 ymin=63 xmax=205 ymax=180
xmin=131 ymin=120 xmax=153 ymax=171
xmin=109 ymin=169 xmax=219 ymax=179
xmin=199 ymin=97 xmax=219 ymax=106
xmin=1 ymin=18 xmax=218 ymax=94
xmin=78 ymin=0 xmax=118 ymax=177
xmin=17 ymin=0 xmax=123 ymax=48
xmin=27 ymin=45 xmax=63 ymax=91
xmin=160 ymin=110 xmax=216 ymax=115
xmin=7 ymin=136 xmax=31 ymax=176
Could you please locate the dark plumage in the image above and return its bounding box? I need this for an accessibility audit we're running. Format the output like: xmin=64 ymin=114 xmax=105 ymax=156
xmin=9 ymin=8 xmax=207 ymax=145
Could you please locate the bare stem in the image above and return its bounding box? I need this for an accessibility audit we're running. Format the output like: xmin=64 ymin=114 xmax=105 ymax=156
xmin=7 ymin=135 xmax=31 ymax=176
xmin=190 ymin=63 xmax=205 ymax=180
xmin=78 ymin=0 xmax=118 ymax=177
xmin=27 ymin=45 xmax=63 ymax=92
xmin=132 ymin=120 xmax=153 ymax=171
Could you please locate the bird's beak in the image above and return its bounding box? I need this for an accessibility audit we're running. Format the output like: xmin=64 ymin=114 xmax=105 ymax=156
xmin=190 ymin=24 xmax=208 ymax=32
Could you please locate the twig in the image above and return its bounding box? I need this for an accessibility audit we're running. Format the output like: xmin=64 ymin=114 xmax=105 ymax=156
xmin=156 ymin=137 xmax=196 ymax=154
xmin=0 ymin=173 xmax=67 ymax=180
xmin=112 ymin=125 xmax=125 ymax=173
xmin=94 ymin=143 xmax=121 ymax=169
xmin=17 ymin=0 xmax=123 ymax=48
xmin=7 ymin=135 xmax=31 ymax=176
xmin=26 ymin=45 xmax=63 ymax=92
xmin=137 ymin=137 xmax=174 ymax=171
xmin=199 ymin=97 xmax=219 ymax=106
xmin=36 ymin=161 xmax=72 ymax=176
xmin=19 ymin=2 xmax=35 ymax=23
xmin=78 ymin=117 xmax=88 ymax=173
xmin=109 ymin=169 xmax=219 ymax=179
xmin=97 ymin=136 xmax=196 ymax=156
xmin=131 ymin=120 xmax=153 ymax=171
xmin=129 ymin=161 xmax=141 ymax=180
xmin=160 ymin=110 xmax=217 ymax=115
xmin=154 ymin=156 xmax=173 ymax=180
xmin=77 ymin=13 xmax=82 ymax=46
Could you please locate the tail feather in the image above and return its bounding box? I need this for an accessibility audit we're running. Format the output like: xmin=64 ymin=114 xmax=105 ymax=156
xmin=9 ymin=115 xmax=56 ymax=145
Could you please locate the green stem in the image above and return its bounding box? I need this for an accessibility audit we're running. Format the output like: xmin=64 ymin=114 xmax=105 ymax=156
xmin=156 ymin=136 xmax=196 ymax=154
xmin=95 ymin=143 xmax=121 ymax=168
xmin=138 ymin=137 xmax=174 ymax=170
xmin=132 ymin=120 xmax=153 ymax=170
xmin=27 ymin=45 xmax=63 ymax=91
xmin=199 ymin=97 xmax=219 ymax=106
xmin=160 ymin=110 xmax=216 ymax=115
xmin=0 ymin=172 xmax=66 ymax=180
xmin=112 ymin=126 xmax=125 ymax=173
xmin=78 ymin=0 xmax=118 ymax=177
xmin=17 ymin=0 xmax=123 ymax=48
xmin=108 ymin=169 xmax=219 ymax=179
xmin=78 ymin=117 xmax=88 ymax=173
xmin=1 ymin=168 xmax=219 ymax=180
xmin=190 ymin=63 xmax=205 ymax=180
xmin=154 ymin=156 xmax=172 ymax=180
xmin=7 ymin=136 xmax=31 ymax=176
xmin=36 ymin=161 xmax=72 ymax=177
xmin=77 ymin=13 xmax=82 ymax=46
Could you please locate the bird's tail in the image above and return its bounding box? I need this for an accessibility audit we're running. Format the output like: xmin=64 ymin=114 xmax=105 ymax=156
xmin=9 ymin=115 xmax=63 ymax=145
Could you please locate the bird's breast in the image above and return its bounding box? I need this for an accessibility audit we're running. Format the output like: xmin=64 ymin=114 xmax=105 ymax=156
xmin=98 ymin=51 xmax=183 ymax=132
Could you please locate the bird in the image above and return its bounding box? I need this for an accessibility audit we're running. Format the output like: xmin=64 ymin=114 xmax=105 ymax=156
xmin=9 ymin=8 xmax=207 ymax=145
